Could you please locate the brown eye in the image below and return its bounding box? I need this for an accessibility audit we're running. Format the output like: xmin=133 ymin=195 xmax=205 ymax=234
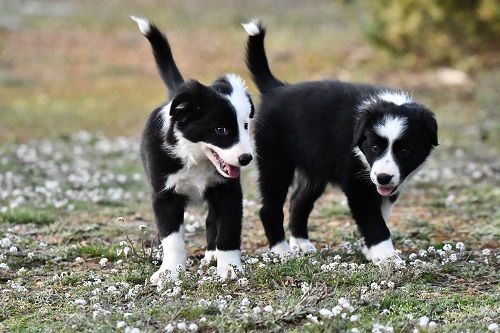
xmin=372 ymin=145 xmax=381 ymax=153
xmin=215 ymin=127 xmax=229 ymax=136
xmin=399 ymin=148 xmax=410 ymax=157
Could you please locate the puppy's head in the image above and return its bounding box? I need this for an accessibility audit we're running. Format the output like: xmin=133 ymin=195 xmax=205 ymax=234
xmin=168 ymin=74 xmax=254 ymax=178
xmin=353 ymin=91 xmax=438 ymax=196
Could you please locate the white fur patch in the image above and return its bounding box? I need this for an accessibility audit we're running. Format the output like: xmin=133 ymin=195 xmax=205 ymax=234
xmin=371 ymin=116 xmax=407 ymax=187
xmin=362 ymin=238 xmax=396 ymax=261
xmin=242 ymin=19 xmax=261 ymax=36
xmin=359 ymin=90 xmax=413 ymax=111
xmin=130 ymin=15 xmax=151 ymax=35
xmin=164 ymin=158 xmax=224 ymax=203
xmin=380 ymin=197 xmax=393 ymax=223
xmin=150 ymin=228 xmax=186 ymax=285
xmin=352 ymin=147 xmax=371 ymax=171
xmin=216 ymin=249 xmax=242 ymax=280
xmin=290 ymin=236 xmax=317 ymax=253
xmin=378 ymin=91 xmax=414 ymax=106
xmin=203 ymin=250 xmax=217 ymax=262
xmin=374 ymin=115 xmax=407 ymax=142
xmin=270 ymin=240 xmax=292 ymax=255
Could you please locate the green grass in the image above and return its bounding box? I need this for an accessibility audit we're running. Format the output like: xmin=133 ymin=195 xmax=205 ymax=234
xmin=0 ymin=208 xmax=56 ymax=225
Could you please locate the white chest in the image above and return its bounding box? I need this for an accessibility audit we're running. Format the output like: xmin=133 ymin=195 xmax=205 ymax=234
xmin=164 ymin=160 xmax=223 ymax=203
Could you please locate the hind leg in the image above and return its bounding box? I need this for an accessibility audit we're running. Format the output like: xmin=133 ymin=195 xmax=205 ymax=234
xmin=289 ymin=175 xmax=326 ymax=252
xmin=257 ymin=155 xmax=295 ymax=254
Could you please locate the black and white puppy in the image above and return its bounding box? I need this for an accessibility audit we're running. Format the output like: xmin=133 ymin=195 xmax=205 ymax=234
xmin=131 ymin=17 xmax=254 ymax=283
xmin=243 ymin=21 xmax=438 ymax=260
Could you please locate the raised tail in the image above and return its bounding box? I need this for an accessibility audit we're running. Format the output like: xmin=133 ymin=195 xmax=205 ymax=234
xmin=242 ymin=20 xmax=284 ymax=93
xmin=130 ymin=16 xmax=184 ymax=96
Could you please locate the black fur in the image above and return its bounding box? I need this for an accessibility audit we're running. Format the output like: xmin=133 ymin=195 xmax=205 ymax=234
xmin=245 ymin=23 xmax=438 ymax=253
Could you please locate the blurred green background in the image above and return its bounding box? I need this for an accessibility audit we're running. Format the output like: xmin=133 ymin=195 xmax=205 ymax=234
xmin=0 ymin=0 xmax=499 ymax=155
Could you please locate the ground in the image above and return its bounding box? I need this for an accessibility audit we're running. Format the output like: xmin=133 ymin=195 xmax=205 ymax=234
xmin=0 ymin=1 xmax=499 ymax=332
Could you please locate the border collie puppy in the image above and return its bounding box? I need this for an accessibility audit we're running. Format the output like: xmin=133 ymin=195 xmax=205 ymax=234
xmin=242 ymin=20 xmax=438 ymax=260
xmin=131 ymin=17 xmax=254 ymax=284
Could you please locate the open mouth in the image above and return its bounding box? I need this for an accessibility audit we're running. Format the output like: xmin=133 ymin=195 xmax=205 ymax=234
xmin=208 ymin=148 xmax=240 ymax=179
xmin=377 ymin=185 xmax=397 ymax=196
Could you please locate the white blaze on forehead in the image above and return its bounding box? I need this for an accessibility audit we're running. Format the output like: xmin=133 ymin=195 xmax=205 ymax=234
xmin=242 ymin=19 xmax=262 ymax=36
xmin=374 ymin=115 xmax=407 ymax=142
xmin=224 ymin=73 xmax=252 ymax=119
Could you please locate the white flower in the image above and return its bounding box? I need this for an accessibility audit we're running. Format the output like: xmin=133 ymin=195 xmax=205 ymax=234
xmin=488 ymin=323 xmax=499 ymax=332
xmin=238 ymin=278 xmax=249 ymax=287
xmin=331 ymin=305 xmax=342 ymax=316
xmin=371 ymin=282 xmax=380 ymax=290
xmin=455 ymin=242 xmax=465 ymax=251
xmin=116 ymin=321 xmax=126 ymax=329
xmin=164 ymin=324 xmax=174 ymax=333
xmin=0 ymin=237 xmax=12 ymax=248
xmin=301 ymin=282 xmax=310 ymax=294
xmin=482 ymin=249 xmax=491 ymax=256
xmin=306 ymin=314 xmax=320 ymax=324
xmin=75 ymin=257 xmax=84 ymax=263
xmin=443 ymin=244 xmax=452 ymax=252
xmin=418 ymin=316 xmax=430 ymax=328
xmin=177 ymin=322 xmax=187 ymax=330
xmin=409 ymin=253 xmax=417 ymax=260
xmin=319 ymin=308 xmax=333 ymax=319
xmin=139 ymin=224 xmax=147 ymax=231
xmin=350 ymin=315 xmax=359 ymax=322
xmin=9 ymin=246 xmax=17 ymax=253
xmin=427 ymin=246 xmax=435 ymax=253
xmin=351 ymin=329 xmax=360 ymax=333
xmin=428 ymin=321 xmax=437 ymax=330
xmin=252 ymin=306 xmax=261 ymax=314
xmin=449 ymin=253 xmax=458 ymax=262
xmin=124 ymin=247 xmax=130 ymax=256
xmin=188 ymin=323 xmax=198 ymax=331
xmin=73 ymin=299 xmax=87 ymax=306
xmin=263 ymin=305 xmax=273 ymax=313
xmin=27 ymin=252 xmax=34 ymax=259
xmin=387 ymin=281 xmax=395 ymax=289
xmin=124 ymin=327 xmax=140 ymax=333
xmin=99 ymin=258 xmax=108 ymax=267
xmin=0 ymin=263 xmax=9 ymax=270
xmin=381 ymin=309 xmax=390 ymax=315
xmin=241 ymin=298 xmax=250 ymax=307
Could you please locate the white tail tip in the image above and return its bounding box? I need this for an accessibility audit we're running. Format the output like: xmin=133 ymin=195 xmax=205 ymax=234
xmin=130 ymin=15 xmax=151 ymax=35
xmin=242 ymin=19 xmax=261 ymax=36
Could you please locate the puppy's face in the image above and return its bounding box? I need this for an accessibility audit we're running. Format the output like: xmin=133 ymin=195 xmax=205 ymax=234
xmin=169 ymin=74 xmax=254 ymax=178
xmin=353 ymin=93 xmax=438 ymax=196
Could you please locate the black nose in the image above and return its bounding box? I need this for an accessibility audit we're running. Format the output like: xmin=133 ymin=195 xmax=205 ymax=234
xmin=238 ymin=154 xmax=253 ymax=166
xmin=377 ymin=173 xmax=393 ymax=185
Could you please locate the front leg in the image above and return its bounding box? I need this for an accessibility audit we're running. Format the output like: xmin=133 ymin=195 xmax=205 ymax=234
xmin=345 ymin=185 xmax=399 ymax=261
xmin=205 ymin=180 xmax=243 ymax=279
xmin=150 ymin=191 xmax=187 ymax=285
xmin=204 ymin=203 xmax=217 ymax=262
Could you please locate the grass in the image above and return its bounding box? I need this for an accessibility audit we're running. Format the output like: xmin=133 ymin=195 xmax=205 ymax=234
xmin=0 ymin=0 xmax=499 ymax=332
xmin=0 ymin=208 xmax=56 ymax=225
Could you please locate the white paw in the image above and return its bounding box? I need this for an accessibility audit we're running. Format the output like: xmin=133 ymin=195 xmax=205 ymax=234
xmin=150 ymin=265 xmax=183 ymax=286
xmin=203 ymin=250 xmax=217 ymax=262
xmin=270 ymin=240 xmax=292 ymax=255
xmin=216 ymin=249 xmax=243 ymax=280
xmin=290 ymin=236 xmax=317 ymax=253
xmin=362 ymin=238 xmax=401 ymax=263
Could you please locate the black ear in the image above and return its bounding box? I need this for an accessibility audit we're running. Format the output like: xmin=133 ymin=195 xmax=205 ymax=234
xmin=352 ymin=112 xmax=371 ymax=148
xmin=421 ymin=109 xmax=438 ymax=146
xmin=170 ymin=80 xmax=205 ymax=120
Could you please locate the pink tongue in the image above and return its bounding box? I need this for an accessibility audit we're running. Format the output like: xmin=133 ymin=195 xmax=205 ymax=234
xmin=227 ymin=164 xmax=240 ymax=178
xmin=378 ymin=186 xmax=394 ymax=196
